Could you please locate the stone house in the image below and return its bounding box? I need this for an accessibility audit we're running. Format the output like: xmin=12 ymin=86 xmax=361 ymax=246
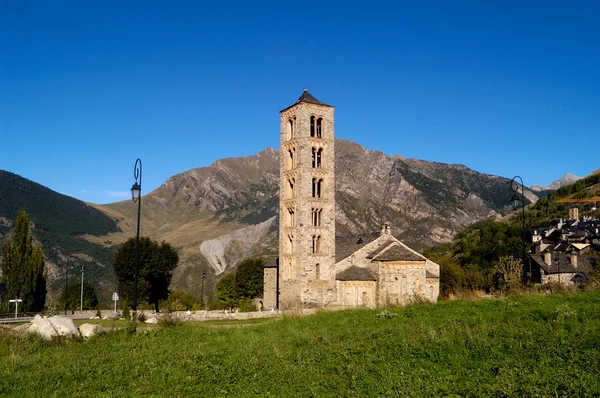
xmin=263 ymin=90 xmax=440 ymax=310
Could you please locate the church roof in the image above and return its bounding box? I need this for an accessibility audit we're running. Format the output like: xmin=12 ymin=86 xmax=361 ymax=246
xmin=335 ymin=232 xmax=381 ymax=263
xmin=280 ymin=89 xmax=333 ymax=112
xmin=369 ymin=243 xmax=425 ymax=262
xmin=336 ymin=266 xmax=377 ymax=281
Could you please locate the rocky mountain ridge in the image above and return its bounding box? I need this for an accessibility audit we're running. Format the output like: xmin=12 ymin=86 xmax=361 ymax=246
xmin=531 ymin=173 xmax=582 ymax=193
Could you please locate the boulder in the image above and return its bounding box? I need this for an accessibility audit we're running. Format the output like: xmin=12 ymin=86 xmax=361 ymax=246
xmin=79 ymin=323 xmax=103 ymax=339
xmin=27 ymin=315 xmax=81 ymax=340
xmin=145 ymin=316 xmax=159 ymax=324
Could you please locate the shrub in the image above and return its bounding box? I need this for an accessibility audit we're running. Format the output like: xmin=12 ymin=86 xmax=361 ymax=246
xmin=158 ymin=312 xmax=182 ymax=328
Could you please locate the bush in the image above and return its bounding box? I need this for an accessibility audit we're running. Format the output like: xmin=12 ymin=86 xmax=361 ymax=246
xmin=121 ymin=302 xmax=130 ymax=321
xmin=158 ymin=312 xmax=182 ymax=328
xmin=237 ymin=298 xmax=257 ymax=313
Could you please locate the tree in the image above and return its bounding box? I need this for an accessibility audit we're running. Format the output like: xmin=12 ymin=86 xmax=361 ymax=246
xmin=1 ymin=211 xmax=46 ymax=312
xmin=235 ymin=257 xmax=265 ymax=299
xmin=59 ymin=281 xmax=98 ymax=311
xmin=494 ymin=255 xmax=523 ymax=291
xmin=216 ymin=273 xmax=238 ymax=309
xmin=113 ymin=237 xmax=179 ymax=312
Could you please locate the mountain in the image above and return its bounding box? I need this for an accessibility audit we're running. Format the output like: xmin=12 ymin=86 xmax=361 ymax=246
xmin=0 ymin=170 xmax=120 ymax=302
xmin=94 ymin=139 xmax=537 ymax=294
xmin=531 ymin=173 xmax=582 ymax=194
xmin=0 ymin=140 xmax=541 ymax=303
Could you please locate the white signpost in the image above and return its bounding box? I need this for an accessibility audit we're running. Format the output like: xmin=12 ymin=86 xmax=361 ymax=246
xmin=9 ymin=298 xmax=23 ymax=319
xmin=112 ymin=292 xmax=119 ymax=314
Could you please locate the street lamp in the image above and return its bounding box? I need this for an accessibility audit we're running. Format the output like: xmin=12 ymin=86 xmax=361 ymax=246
xmin=510 ymin=176 xmax=528 ymax=284
xmin=131 ymin=158 xmax=142 ymax=323
xmin=80 ymin=264 xmax=85 ymax=311
xmin=201 ymin=270 xmax=206 ymax=309
xmin=64 ymin=257 xmax=72 ymax=315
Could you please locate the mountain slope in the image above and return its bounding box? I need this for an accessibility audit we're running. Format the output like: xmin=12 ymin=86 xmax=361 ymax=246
xmin=0 ymin=170 xmax=120 ymax=301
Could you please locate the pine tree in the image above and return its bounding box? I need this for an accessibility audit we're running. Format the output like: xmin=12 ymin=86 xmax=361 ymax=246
xmin=1 ymin=211 xmax=46 ymax=312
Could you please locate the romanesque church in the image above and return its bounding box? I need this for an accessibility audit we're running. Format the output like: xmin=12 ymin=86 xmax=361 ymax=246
xmin=263 ymin=90 xmax=440 ymax=310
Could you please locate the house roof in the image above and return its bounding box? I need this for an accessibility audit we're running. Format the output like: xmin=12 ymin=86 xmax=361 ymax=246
xmin=530 ymin=253 xmax=598 ymax=275
xmin=280 ymin=89 xmax=333 ymax=112
xmin=336 ymin=266 xmax=377 ymax=281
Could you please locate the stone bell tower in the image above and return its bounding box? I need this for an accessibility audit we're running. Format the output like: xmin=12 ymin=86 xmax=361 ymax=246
xmin=278 ymin=90 xmax=336 ymax=309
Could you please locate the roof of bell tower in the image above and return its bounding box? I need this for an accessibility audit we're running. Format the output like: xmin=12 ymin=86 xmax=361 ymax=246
xmin=280 ymin=89 xmax=333 ymax=112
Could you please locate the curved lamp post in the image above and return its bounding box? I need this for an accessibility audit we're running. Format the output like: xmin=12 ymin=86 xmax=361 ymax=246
xmin=201 ymin=270 xmax=206 ymax=309
xmin=510 ymin=176 xmax=528 ymax=284
xmin=131 ymin=158 xmax=142 ymax=323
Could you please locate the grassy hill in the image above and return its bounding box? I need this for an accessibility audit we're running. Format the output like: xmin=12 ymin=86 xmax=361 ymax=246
xmin=1 ymin=291 xmax=599 ymax=396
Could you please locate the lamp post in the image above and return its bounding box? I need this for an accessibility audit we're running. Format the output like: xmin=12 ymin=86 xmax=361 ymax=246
xmin=201 ymin=270 xmax=206 ymax=309
xmin=64 ymin=257 xmax=71 ymax=315
xmin=80 ymin=264 xmax=85 ymax=311
xmin=131 ymin=158 xmax=142 ymax=324
xmin=510 ymin=176 xmax=528 ymax=284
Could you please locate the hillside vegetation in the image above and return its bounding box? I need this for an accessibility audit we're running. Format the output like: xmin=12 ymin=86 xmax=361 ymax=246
xmin=1 ymin=292 xmax=599 ymax=396
xmin=425 ymin=172 xmax=600 ymax=294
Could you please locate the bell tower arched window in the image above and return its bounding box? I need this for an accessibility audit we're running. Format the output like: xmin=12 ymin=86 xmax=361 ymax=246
xmin=315 ymin=263 xmax=320 ymax=279
xmin=316 ymin=118 xmax=323 ymax=138
xmin=310 ymin=116 xmax=315 ymax=137
xmin=288 ymin=149 xmax=295 ymax=169
xmin=312 ymin=235 xmax=321 ymax=254
xmin=316 ymin=148 xmax=322 ymax=168
xmin=288 ymin=118 xmax=294 ymax=141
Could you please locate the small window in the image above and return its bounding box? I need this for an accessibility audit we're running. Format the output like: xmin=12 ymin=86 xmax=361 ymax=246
xmin=316 ymin=118 xmax=323 ymax=138
xmin=315 ymin=263 xmax=320 ymax=279
xmin=312 ymin=208 xmax=322 ymax=226
xmin=316 ymin=148 xmax=322 ymax=168
xmin=288 ymin=119 xmax=294 ymax=140
xmin=310 ymin=116 xmax=315 ymax=137
xmin=288 ymin=149 xmax=294 ymax=169
xmin=312 ymin=235 xmax=321 ymax=254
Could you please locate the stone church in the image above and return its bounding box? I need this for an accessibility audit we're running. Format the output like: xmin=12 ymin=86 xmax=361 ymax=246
xmin=263 ymin=90 xmax=440 ymax=310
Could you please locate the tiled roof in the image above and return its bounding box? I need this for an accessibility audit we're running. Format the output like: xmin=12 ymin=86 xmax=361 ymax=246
xmin=280 ymin=89 xmax=333 ymax=112
xmin=369 ymin=244 xmax=425 ymax=262
xmin=335 ymin=232 xmax=381 ymax=263
xmin=336 ymin=266 xmax=377 ymax=281
xmin=530 ymin=253 xmax=598 ymax=274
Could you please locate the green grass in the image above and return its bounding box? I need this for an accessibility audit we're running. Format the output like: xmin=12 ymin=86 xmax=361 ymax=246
xmin=1 ymin=292 xmax=600 ymax=397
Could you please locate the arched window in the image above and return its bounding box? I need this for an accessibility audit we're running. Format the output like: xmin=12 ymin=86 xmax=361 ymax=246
xmin=288 ymin=234 xmax=294 ymax=253
xmin=311 ymin=148 xmax=316 ymax=168
xmin=315 ymin=263 xmax=320 ymax=279
xmin=316 ymin=118 xmax=323 ymax=138
xmin=293 ymin=117 xmax=297 ymax=138
xmin=312 ymin=178 xmax=316 ymax=198
xmin=317 ymin=179 xmax=323 ymax=198
xmin=288 ymin=207 xmax=295 ymax=227
xmin=312 ymin=235 xmax=321 ymax=254
xmin=310 ymin=116 xmax=315 ymax=137
xmin=312 ymin=208 xmax=322 ymax=226
xmin=288 ymin=119 xmax=294 ymax=140
xmin=288 ymin=148 xmax=295 ymax=169
xmin=312 ymin=178 xmax=323 ymax=198
xmin=316 ymin=148 xmax=322 ymax=168
xmin=288 ymin=178 xmax=295 ymax=198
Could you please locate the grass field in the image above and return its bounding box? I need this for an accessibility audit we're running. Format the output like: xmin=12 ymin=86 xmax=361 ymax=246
xmin=1 ymin=292 xmax=599 ymax=397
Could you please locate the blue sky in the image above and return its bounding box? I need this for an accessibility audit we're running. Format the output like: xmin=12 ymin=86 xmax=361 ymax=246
xmin=1 ymin=1 xmax=598 ymax=204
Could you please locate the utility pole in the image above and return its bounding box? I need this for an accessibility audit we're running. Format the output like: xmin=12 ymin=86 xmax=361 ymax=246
xmin=80 ymin=264 xmax=85 ymax=311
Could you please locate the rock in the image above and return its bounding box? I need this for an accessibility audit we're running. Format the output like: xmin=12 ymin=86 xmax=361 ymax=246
xmin=79 ymin=323 xmax=103 ymax=339
xmin=27 ymin=315 xmax=81 ymax=339
xmin=145 ymin=316 xmax=159 ymax=324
